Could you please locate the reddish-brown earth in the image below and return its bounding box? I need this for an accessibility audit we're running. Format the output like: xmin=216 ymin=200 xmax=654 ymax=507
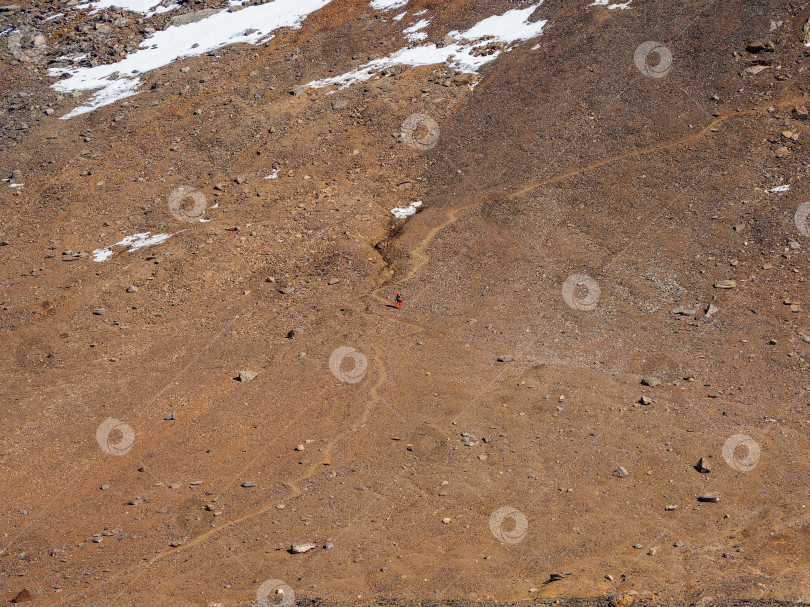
xmin=1 ymin=0 xmax=810 ymax=605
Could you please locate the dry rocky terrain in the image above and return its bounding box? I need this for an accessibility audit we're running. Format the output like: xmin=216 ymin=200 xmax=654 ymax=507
xmin=1 ymin=0 xmax=810 ymax=605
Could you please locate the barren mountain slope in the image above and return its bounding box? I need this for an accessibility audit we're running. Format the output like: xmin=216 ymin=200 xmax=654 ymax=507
xmin=1 ymin=0 xmax=810 ymax=606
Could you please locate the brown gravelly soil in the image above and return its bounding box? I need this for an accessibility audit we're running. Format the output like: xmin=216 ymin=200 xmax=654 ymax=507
xmin=1 ymin=0 xmax=810 ymax=605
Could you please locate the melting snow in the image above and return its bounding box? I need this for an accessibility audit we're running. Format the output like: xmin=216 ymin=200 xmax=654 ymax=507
xmin=393 ymin=11 xmax=407 ymax=21
xmin=308 ymin=3 xmax=546 ymax=90
xmin=76 ymin=0 xmax=178 ymax=15
xmin=370 ymin=0 xmax=408 ymax=10
xmin=589 ymin=0 xmax=632 ymax=9
xmin=766 ymin=184 xmax=790 ymax=193
xmin=92 ymin=231 xmax=173 ymax=262
xmin=403 ymin=18 xmax=430 ymax=42
xmin=391 ymin=200 xmax=422 ymax=219
xmin=52 ymin=0 xmax=335 ymax=118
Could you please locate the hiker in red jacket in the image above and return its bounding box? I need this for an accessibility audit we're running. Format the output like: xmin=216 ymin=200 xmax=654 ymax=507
xmin=395 ymin=292 xmax=403 ymax=309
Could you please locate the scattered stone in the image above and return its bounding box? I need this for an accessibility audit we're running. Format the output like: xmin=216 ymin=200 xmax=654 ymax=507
xmin=548 ymin=573 xmax=566 ymax=582
xmin=164 ymin=413 xmax=175 ymax=420
xmin=698 ymin=493 xmax=720 ymax=503
xmin=93 ymin=308 xmax=106 ymax=315
xmin=671 ymin=307 xmax=696 ymax=316
xmin=477 ymin=454 xmax=488 ymax=461
xmin=168 ymin=482 xmax=181 ymax=489
xmin=290 ymin=542 xmax=317 ymax=553
xmin=497 ymin=355 xmax=515 ymax=362
xmin=648 ymin=546 xmax=659 ymax=556
xmin=126 ymin=285 xmax=138 ymax=293
xmin=170 ymin=8 xmax=219 ymax=25
xmin=714 ymin=280 xmax=736 ymax=289
xmin=170 ymin=540 xmax=182 ymax=547
xmin=605 ymin=574 xmax=614 ymax=581
xmin=613 ymin=466 xmax=629 ymax=478
xmin=633 ymin=543 xmax=643 ymax=549
xmin=327 ymin=278 xmax=340 ymax=285
xmin=331 ymin=99 xmax=348 ymax=110
xmin=705 ymin=303 xmax=719 ymax=318
xmin=665 ymin=505 xmax=677 ymax=511
xmin=442 ymin=517 xmax=451 ymax=524
xmin=290 ymin=85 xmax=306 ymax=96
xmin=235 ymin=176 xmax=245 ymax=184
xmin=11 ymin=589 xmax=32 ymax=604
xmin=295 ymin=444 xmax=305 ymax=451
xmin=286 ymin=328 xmax=304 ymax=339
xmin=241 ymin=481 xmax=256 ymax=488
xmin=788 ymin=240 xmax=801 ymax=250
xmin=774 ymin=146 xmax=790 ymax=158
xmin=638 ymin=396 xmax=652 ymax=405
xmin=674 ymin=540 xmax=685 ymax=547
xmin=641 ymin=376 xmax=661 ymax=387
xmin=279 ymin=286 xmax=295 ymax=295
xmin=695 ymin=457 xmax=711 ymax=473
xmin=745 ymin=64 xmax=769 ymax=75
xmin=792 ymin=105 xmax=809 ymax=120
xmin=745 ymin=39 xmax=774 ymax=53
xmin=238 ymin=370 xmax=258 ymax=382
xmin=100 ymin=483 xmax=109 ymax=490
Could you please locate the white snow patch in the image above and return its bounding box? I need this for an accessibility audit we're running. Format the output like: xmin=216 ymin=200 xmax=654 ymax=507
xmin=9 ymin=183 xmax=24 ymax=188
xmin=0 ymin=28 xmax=12 ymax=38
xmin=76 ymin=0 xmax=178 ymax=16
xmin=404 ymin=18 xmax=430 ymax=42
xmin=92 ymin=231 xmax=173 ymax=262
xmin=391 ymin=200 xmax=422 ymax=219
xmin=265 ymin=168 xmax=280 ymax=179
xmin=370 ymin=0 xmax=408 ymax=10
xmin=52 ymin=0 xmax=334 ymax=118
xmin=413 ymin=8 xmax=426 ymax=15
xmin=392 ymin=11 xmax=407 ymax=21
xmin=766 ymin=184 xmax=790 ymax=193
xmin=589 ymin=0 xmax=631 ymax=9
xmin=44 ymin=12 xmax=65 ymax=21
xmin=308 ymin=3 xmax=546 ymax=90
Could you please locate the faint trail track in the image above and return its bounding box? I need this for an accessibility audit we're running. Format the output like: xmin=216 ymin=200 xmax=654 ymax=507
xmin=54 ymin=91 xmax=804 ymax=605
xmin=400 ymin=111 xmax=741 ymax=285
